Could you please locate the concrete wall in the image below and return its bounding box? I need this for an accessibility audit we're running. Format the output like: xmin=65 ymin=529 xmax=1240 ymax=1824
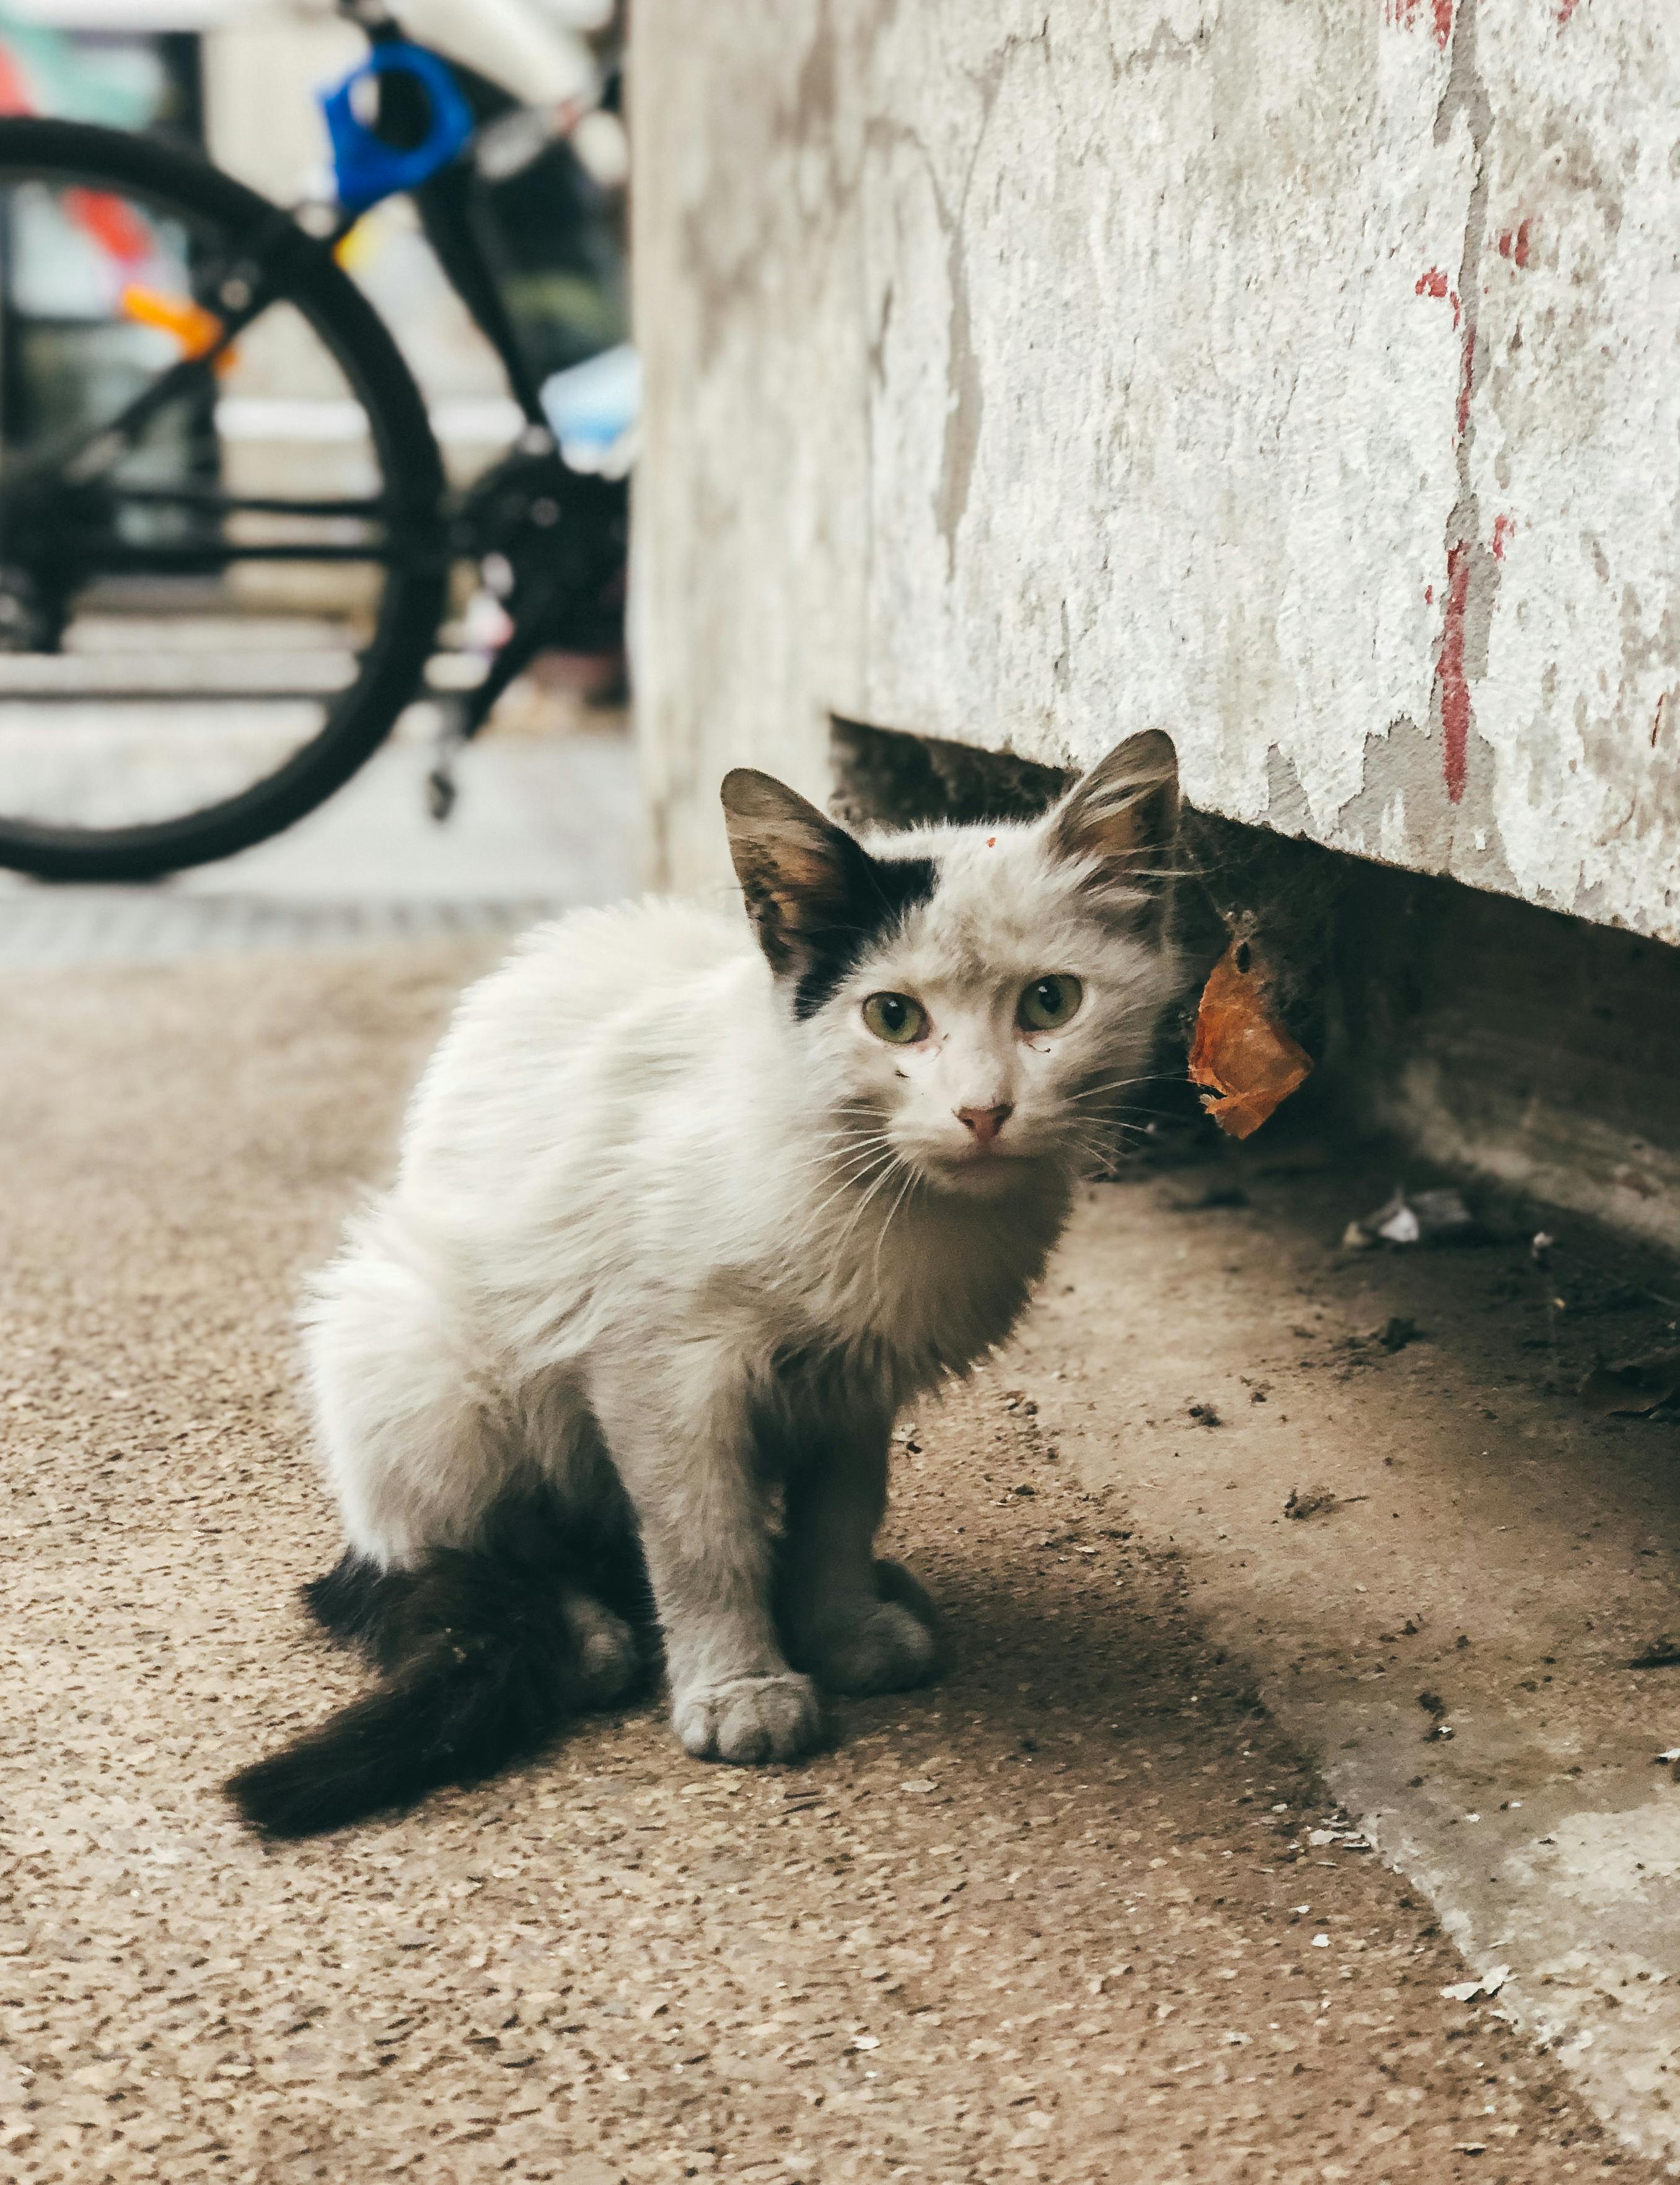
xmin=631 ymin=0 xmax=1680 ymax=944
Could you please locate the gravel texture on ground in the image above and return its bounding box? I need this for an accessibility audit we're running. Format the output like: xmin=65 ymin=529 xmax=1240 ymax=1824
xmin=0 ymin=944 xmax=1656 ymax=2184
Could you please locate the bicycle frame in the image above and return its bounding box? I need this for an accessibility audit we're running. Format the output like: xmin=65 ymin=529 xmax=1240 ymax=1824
xmin=341 ymin=2 xmax=553 ymax=431
xmin=0 ymin=15 xmax=561 ymax=542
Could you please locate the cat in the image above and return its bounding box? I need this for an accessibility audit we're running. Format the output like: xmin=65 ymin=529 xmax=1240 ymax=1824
xmin=226 ymin=729 xmax=1181 ymax=1835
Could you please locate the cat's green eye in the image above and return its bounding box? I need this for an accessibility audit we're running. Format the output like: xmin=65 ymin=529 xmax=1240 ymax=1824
xmin=862 ymin=991 xmax=929 ymax=1045
xmin=1018 ymin=974 xmax=1084 ymax=1032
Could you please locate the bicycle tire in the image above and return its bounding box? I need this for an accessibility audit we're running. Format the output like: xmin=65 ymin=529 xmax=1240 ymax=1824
xmin=0 ymin=117 xmax=449 ymax=882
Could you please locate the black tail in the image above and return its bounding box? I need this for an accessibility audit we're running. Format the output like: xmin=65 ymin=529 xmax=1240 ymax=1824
xmin=227 ymin=1511 xmax=650 ymax=1839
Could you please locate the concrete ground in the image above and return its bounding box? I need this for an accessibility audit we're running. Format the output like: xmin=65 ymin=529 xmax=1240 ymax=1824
xmin=4 ymin=932 xmax=1678 ymax=2183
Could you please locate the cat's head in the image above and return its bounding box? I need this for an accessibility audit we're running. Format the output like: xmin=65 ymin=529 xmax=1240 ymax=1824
xmin=723 ymin=731 xmax=1182 ymax=1194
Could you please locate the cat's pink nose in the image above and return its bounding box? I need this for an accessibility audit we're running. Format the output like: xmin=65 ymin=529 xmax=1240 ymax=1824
xmin=956 ymin=1103 xmax=1013 ymax=1150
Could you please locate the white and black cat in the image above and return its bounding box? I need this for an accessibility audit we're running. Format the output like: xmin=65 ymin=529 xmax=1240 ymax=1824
xmin=227 ymin=730 xmax=1181 ymax=1834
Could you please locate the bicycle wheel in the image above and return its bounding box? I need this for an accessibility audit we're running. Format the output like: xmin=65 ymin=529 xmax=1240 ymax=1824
xmin=0 ymin=118 xmax=448 ymax=881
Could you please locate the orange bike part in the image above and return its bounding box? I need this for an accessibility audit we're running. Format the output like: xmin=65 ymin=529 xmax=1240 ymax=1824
xmin=120 ymin=283 xmax=235 ymax=373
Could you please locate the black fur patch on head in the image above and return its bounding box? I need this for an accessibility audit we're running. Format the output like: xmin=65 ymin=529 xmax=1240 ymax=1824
xmin=720 ymin=769 xmax=941 ymax=1012
xmin=791 ymin=850 xmax=939 ymax=1021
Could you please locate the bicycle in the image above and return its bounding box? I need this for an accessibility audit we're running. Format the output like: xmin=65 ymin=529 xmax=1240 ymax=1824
xmin=0 ymin=0 xmax=629 ymax=881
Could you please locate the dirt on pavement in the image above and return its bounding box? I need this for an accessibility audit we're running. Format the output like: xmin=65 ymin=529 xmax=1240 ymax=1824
xmin=0 ymin=944 xmax=1657 ymax=2184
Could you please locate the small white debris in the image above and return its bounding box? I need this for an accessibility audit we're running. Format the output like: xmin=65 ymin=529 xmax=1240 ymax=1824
xmin=900 ymin=1779 xmax=936 ymax=1794
xmin=851 ymin=2034 xmax=880 ymax=2051
xmin=1303 ymin=1824 xmax=1373 ymax=1850
xmin=1453 ymin=2144 xmax=1488 ymax=2156
xmin=1441 ymin=1966 xmax=1512 ymax=2004
xmin=1654 ymin=1749 xmax=1680 ymax=1765
xmin=1311 ymin=1934 xmax=1330 ymax=1949
xmin=1356 ymin=1184 xmax=1478 ymax=1248
xmin=1223 ymin=2031 xmax=1252 ymax=2046
xmin=1465 ymin=1813 xmax=1481 ymax=1823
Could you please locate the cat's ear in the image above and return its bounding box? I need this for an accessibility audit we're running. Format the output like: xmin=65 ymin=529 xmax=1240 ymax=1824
xmin=1047 ymin=730 xmax=1180 ymax=923
xmin=721 ymin=768 xmax=868 ymax=975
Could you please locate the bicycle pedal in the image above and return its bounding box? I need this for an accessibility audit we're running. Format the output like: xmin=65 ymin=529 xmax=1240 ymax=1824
xmin=426 ymin=766 xmax=457 ymax=824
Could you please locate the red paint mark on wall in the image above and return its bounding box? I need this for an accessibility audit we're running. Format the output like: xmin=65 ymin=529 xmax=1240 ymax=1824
xmin=1417 ymin=263 xmax=1475 ymax=436
xmin=1557 ymin=0 xmax=1582 ymax=24
xmin=1435 ymin=542 xmax=1472 ymax=803
xmin=1425 ymin=584 xmax=1435 ymax=605
xmin=1497 ymin=219 xmax=1533 ymax=266
xmin=1492 ymin=514 xmax=1514 ymax=560
xmin=1414 ymin=267 xmax=1461 ymax=327
xmin=1386 ymin=0 xmax=1456 ymax=38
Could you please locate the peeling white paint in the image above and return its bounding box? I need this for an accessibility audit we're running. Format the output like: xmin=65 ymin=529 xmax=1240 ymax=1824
xmin=633 ymin=0 xmax=1680 ymax=944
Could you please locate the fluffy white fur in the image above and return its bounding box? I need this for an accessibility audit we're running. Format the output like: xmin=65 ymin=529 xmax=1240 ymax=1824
xmin=302 ymin=734 xmax=1180 ymax=1765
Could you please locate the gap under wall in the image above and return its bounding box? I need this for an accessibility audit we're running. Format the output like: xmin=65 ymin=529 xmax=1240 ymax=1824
xmin=829 ymin=716 xmax=1680 ymax=1253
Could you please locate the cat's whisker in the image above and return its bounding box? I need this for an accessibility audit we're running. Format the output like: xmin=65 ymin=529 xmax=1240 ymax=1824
xmin=796 ymin=1125 xmax=885 ymax=1156
xmin=809 ymin=1132 xmax=895 ymax=1179
xmin=869 ymin=1164 xmax=920 ymax=1294
xmin=1059 ymin=1118 xmax=1143 ymax=1176
xmin=791 ymin=1123 xmax=895 ymax=1168
xmin=817 ymin=1137 xmax=899 ymax=1180
xmin=1065 ymin=1072 xmax=1166 ymax=1103
xmin=829 ymin=1150 xmax=912 ymax=1263
xmin=807 ymin=1136 xmax=894 ymax=1172
xmin=807 ymin=1151 xmax=898 ymax=1228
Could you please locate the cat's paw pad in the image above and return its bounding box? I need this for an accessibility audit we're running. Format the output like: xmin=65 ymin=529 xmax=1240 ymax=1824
xmin=672 ymin=1673 xmax=822 ymax=1765
xmin=562 ymin=1596 xmax=640 ymax=1705
xmin=807 ymin=1598 xmax=938 ymax=1695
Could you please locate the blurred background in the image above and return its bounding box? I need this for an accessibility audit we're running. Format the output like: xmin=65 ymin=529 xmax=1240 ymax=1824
xmin=0 ymin=0 xmax=638 ymax=963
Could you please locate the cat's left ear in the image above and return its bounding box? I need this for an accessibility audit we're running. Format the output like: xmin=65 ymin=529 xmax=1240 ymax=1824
xmin=1046 ymin=729 xmax=1180 ymax=926
xmin=721 ymin=767 xmax=869 ymax=975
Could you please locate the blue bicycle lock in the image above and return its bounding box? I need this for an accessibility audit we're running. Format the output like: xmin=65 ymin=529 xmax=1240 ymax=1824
xmin=320 ymin=42 xmax=473 ymax=216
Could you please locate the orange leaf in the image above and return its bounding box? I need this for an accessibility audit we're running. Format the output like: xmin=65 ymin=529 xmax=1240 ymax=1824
xmin=1187 ymin=939 xmax=1312 ymax=1140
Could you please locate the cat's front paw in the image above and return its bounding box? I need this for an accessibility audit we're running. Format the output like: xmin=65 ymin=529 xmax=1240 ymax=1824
xmin=803 ymin=1598 xmax=938 ymax=1695
xmin=788 ymin=1559 xmax=941 ymax=1695
xmin=672 ymin=1672 xmax=823 ymax=1765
